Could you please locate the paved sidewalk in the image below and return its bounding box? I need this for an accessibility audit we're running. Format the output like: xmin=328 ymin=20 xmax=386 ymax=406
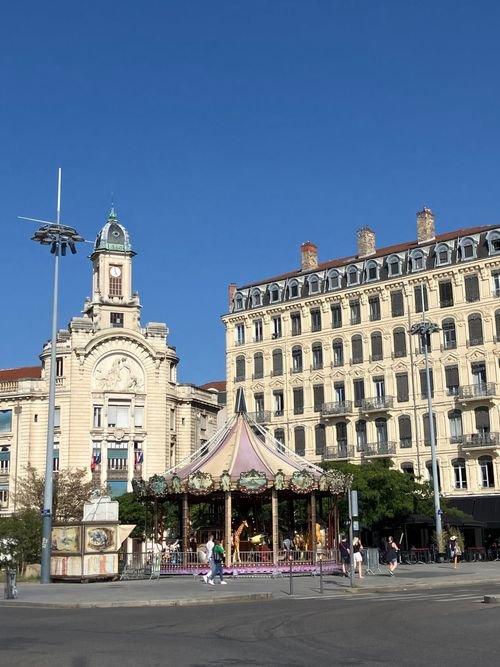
xmin=2 ymin=561 xmax=499 ymax=608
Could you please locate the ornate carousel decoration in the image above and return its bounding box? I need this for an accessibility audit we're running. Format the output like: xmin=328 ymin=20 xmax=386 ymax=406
xmin=187 ymin=471 xmax=214 ymax=496
xmin=238 ymin=469 xmax=268 ymax=494
xmin=148 ymin=474 xmax=168 ymax=497
xmin=290 ymin=469 xmax=316 ymax=494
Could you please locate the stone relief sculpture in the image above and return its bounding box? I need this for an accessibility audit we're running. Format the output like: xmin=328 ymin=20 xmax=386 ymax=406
xmin=93 ymin=354 xmax=144 ymax=392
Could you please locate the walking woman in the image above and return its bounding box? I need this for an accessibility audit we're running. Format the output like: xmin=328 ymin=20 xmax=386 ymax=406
xmin=386 ymin=536 xmax=400 ymax=576
xmin=352 ymin=537 xmax=364 ymax=578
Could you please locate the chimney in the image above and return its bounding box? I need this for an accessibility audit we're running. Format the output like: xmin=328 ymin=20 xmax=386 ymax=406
xmin=357 ymin=227 xmax=376 ymax=258
xmin=228 ymin=283 xmax=237 ymax=309
xmin=301 ymin=241 xmax=318 ymax=271
xmin=417 ymin=207 xmax=435 ymax=244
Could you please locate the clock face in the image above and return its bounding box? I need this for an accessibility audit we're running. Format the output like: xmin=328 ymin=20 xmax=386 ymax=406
xmin=110 ymin=266 xmax=121 ymax=278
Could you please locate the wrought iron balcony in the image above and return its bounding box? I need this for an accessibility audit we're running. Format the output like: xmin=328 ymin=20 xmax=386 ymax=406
xmin=359 ymin=396 xmax=394 ymax=412
xmin=361 ymin=441 xmax=396 ymax=458
xmin=321 ymin=400 xmax=354 ymax=417
xmin=323 ymin=445 xmax=354 ymax=460
xmin=457 ymin=383 xmax=496 ymax=401
xmin=399 ymin=438 xmax=413 ymax=449
xmin=248 ymin=411 xmax=272 ymax=424
xmin=460 ymin=433 xmax=500 ymax=450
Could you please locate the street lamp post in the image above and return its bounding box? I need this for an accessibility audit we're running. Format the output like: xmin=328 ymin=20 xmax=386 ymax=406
xmin=410 ymin=319 xmax=442 ymax=552
xmin=21 ymin=169 xmax=84 ymax=584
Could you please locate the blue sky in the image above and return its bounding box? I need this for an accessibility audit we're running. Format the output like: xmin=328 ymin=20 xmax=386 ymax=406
xmin=1 ymin=1 xmax=500 ymax=385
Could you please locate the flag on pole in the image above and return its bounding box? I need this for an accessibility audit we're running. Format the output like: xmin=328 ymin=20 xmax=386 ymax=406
xmin=135 ymin=451 xmax=144 ymax=465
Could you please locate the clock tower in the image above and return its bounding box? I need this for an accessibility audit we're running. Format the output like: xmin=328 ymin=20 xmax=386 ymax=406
xmin=85 ymin=208 xmax=141 ymax=332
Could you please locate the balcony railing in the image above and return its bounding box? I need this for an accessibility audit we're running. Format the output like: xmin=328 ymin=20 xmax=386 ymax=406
xmin=359 ymin=396 xmax=394 ymax=412
xmin=361 ymin=441 xmax=396 ymax=458
xmin=323 ymin=445 xmax=354 ymax=460
xmin=248 ymin=411 xmax=272 ymax=424
xmin=457 ymin=383 xmax=496 ymax=400
xmin=399 ymin=438 xmax=412 ymax=449
xmin=290 ymin=366 xmax=303 ymax=374
xmin=466 ymin=337 xmax=484 ymax=347
xmin=460 ymin=433 xmax=500 ymax=449
xmin=321 ymin=400 xmax=353 ymax=417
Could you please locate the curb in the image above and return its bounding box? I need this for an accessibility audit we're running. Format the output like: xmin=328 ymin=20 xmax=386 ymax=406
xmin=0 ymin=592 xmax=273 ymax=609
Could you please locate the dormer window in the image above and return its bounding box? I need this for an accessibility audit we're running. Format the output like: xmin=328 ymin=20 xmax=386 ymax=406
xmin=251 ymin=290 xmax=262 ymax=307
xmin=234 ymin=294 xmax=244 ymax=311
xmin=486 ymin=230 xmax=500 ymax=255
xmin=327 ymin=269 xmax=341 ymax=291
xmin=308 ymin=275 xmax=320 ymax=294
xmin=387 ymin=255 xmax=402 ymax=277
xmin=458 ymin=237 xmax=477 ymax=261
xmin=269 ymin=283 xmax=281 ymax=303
xmin=288 ymin=280 xmax=300 ymax=298
xmin=435 ymin=243 xmax=451 ymax=266
xmin=410 ymin=249 xmax=425 ymax=272
xmin=347 ymin=265 xmax=359 ymax=286
xmin=365 ymin=260 xmax=379 ymax=282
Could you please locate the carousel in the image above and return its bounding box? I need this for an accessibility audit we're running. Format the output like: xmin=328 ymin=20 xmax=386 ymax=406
xmin=132 ymin=389 xmax=351 ymax=574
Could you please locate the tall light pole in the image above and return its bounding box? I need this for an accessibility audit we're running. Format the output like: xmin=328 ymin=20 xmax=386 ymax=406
xmin=410 ymin=318 xmax=442 ymax=552
xmin=20 ymin=169 xmax=84 ymax=583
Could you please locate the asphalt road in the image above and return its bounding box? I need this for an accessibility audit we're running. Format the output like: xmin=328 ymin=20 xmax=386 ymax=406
xmin=1 ymin=584 xmax=500 ymax=667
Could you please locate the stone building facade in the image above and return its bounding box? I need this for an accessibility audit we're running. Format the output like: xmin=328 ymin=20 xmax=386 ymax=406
xmin=222 ymin=208 xmax=500 ymax=520
xmin=0 ymin=211 xmax=219 ymax=514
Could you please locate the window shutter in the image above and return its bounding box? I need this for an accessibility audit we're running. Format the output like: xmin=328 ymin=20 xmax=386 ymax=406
xmin=396 ymin=373 xmax=409 ymax=402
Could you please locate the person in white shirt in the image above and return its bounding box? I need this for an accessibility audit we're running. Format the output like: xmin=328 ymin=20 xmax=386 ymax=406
xmin=203 ymin=534 xmax=215 ymax=584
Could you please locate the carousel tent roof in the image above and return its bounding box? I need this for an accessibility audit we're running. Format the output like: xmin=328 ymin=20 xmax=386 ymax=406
xmin=163 ymin=389 xmax=349 ymax=493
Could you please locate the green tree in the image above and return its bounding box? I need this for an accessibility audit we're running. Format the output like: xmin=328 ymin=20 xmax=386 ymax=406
xmin=0 ymin=510 xmax=42 ymax=574
xmin=14 ymin=464 xmax=106 ymax=521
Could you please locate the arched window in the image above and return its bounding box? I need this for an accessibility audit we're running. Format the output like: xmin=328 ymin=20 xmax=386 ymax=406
xmin=393 ymin=327 xmax=407 ymax=358
xmin=398 ymin=415 xmax=412 ymax=448
xmin=442 ymin=318 xmax=457 ymax=350
xmin=435 ymin=243 xmax=451 ymax=266
xmin=423 ymin=412 xmax=438 ymax=445
xmin=448 ymin=409 xmax=463 ymax=443
xmin=292 ymin=346 xmax=303 ymax=373
xmin=312 ymin=342 xmax=323 ymax=370
xmin=468 ymin=313 xmax=484 ymax=346
xmin=410 ymin=249 xmax=425 ymax=272
xmin=269 ymin=283 xmax=281 ymax=303
xmin=288 ymin=280 xmax=300 ymax=299
xmin=371 ymin=332 xmax=383 ymax=361
xmin=387 ymin=254 xmax=402 ymax=277
xmin=315 ymin=424 xmax=326 ymax=456
xmin=272 ymin=349 xmax=283 ymax=377
xmin=356 ymin=420 xmax=367 ymax=452
xmin=401 ymin=462 xmax=415 ymax=476
xmin=251 ymin=290 xmax=262 ymax=307
xmin=332 ymin=338 xmax=344 ymax=367
xmin=347 ymin=265 xmax=359 ymax=286
xmin=234 ymin=294 xmax=244 ymax=310
xmin=327 ymin=269 xmax=341 ymax=291
xmin=308 ymin=274 xmax=320 ymax=294
xmin=486 ymin=229 xmax=500 ymax=255
xmin=479 ymin=455 xmax=495 ymax=488
xmin=365 ymin=260 xmax=379 ymax=282
xmin=452 ymin=458 xmax=467 ymax=489
xmin=294 ymin=426 xmax=305 ymax=457
xmin=351 ymin=334 xmax=363 ymax=364
xmin=475 ymin=406 xmax=491 ymax=434
xmin=459 ymin=236 xmax=477 ymax=261
xmin=235 ymin=355 xmax=246 ymax=382
xmin=253 ymin=352 xmax=264 ymax=379
xmin=274 ymin=428 xmax=285 ymax=450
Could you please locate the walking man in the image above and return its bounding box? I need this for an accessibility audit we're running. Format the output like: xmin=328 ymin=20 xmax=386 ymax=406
xmin=207 ymin=538 xmax=227 ymax=585
xmin=339 ymin=534 xmax=351 ymax=578
xmin=203 ymin=533 xmax=215 ymax=584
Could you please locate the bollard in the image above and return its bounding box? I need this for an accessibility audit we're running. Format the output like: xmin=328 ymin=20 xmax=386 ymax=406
xmin=289 ymin=556 xmax=294 ymax=596
xmin=4 ymin=569 xmax=17 ymax=600
xmin=319 ymin=557 xmax=324 ymax=595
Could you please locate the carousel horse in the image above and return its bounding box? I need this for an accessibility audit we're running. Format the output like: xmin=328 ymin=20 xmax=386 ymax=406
xmin=232 ymin=520 xmax=248 ymax=563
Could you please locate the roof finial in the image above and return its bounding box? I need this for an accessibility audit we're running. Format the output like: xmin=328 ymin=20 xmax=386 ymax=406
xmin=108 ymin=192 xmax=117 ymax=220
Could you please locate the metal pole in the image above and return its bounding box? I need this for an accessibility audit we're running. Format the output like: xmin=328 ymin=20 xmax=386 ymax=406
xmin=348 ymin=489 xmax=354 ymax=588
xmin=423 ymin=335 xmax=442 ymax=551
xmin=289 ymin=555 xmax=294 ymax=595
xmin=40 ymin=234 xmax=59 ymax=584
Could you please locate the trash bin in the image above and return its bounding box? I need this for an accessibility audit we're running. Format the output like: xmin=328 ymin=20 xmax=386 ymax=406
xmin=4 ymin=568 xmax=17 ymax=599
